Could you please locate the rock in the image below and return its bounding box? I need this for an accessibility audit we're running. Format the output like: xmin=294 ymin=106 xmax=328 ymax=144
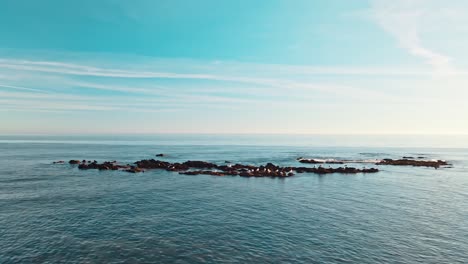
xmin=69 ymin=160 xmax=80 ymax=164
xmin=53 ymin=161 xmax=65 ymax=164
xmin=156 ymin=154 xmax=164 ymax=157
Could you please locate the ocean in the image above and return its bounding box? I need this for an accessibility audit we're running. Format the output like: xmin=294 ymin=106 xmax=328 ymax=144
xmin=1 ymin=135 xmax=467 ymax=263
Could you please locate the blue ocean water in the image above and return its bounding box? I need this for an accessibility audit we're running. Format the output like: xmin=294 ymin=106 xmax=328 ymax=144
xmin=1 ymin=135 xmax=467 ymax=263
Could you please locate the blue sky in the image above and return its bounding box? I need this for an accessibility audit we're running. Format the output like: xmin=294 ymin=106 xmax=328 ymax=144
xmin=1 ymin=0 xmax=467 ymax=134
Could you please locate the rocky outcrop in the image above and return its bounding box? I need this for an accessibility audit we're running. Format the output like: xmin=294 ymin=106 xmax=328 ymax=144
xmin=69 ymin=158 xmax=379 ymax=177
xmin=376 ymin=159 xmax=449 ymax=168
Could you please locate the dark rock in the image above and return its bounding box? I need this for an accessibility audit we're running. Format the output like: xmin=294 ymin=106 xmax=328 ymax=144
xmin=69 ymin=160 xmax=80 ymax=164
xmin=182 ymin=160 xmax=218 ymax=169
xmin=156 ymin=154 xmax=164 ymax=157
xmin=135 ymin=159 xmax=172 ymax=170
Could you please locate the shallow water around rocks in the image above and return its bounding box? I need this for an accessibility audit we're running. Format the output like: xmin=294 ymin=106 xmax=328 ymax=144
xmin=1 ymin=135 xmax=467 ymax=263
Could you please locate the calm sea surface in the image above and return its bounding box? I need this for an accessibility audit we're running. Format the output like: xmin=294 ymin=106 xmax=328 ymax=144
xmin=1 ymin=135 xmax=467 ymax=263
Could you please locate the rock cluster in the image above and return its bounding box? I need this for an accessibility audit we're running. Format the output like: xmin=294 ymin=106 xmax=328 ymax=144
xmin=65 ymin=158 xmax=379 ymax=177
xmin=376 ymin=159 xmax=449 ymax=169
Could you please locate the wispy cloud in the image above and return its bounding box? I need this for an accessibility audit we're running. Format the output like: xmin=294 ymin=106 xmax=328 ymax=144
xmin=2 ymin=57 xmax=466 ymax=81
xmin=0 ymin=56 xmax=399 ymax=102
xmin=0 ymin=84 xmax=49 ymax=93
xmin=0 ymin=51 xmax=462 ymax=116
xmin=370 ymin=0 xmax=454 ymax=74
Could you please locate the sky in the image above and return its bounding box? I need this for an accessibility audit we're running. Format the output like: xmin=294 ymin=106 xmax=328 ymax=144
xmin=1 ymin=0 xmax=468 ymax=135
